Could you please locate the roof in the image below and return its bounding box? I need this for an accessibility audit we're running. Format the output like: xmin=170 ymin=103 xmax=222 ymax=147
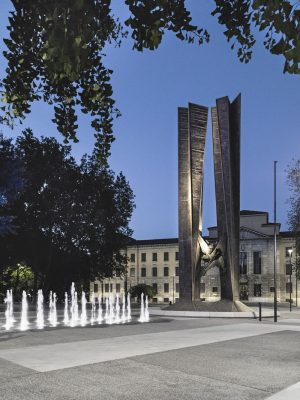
xmin=128 ymin=238 xmax=179 ymax=246
xmin=279 ymin=231 xmax=300 ymax=238
xmin=240 ymin=210 xmax=268 ymax=216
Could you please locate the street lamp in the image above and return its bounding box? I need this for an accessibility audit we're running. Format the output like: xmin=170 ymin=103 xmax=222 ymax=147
xmin=288 ymin=248 xmax=293 ymax=312
xmin=172 ymin=274 xmax=175 ymax=304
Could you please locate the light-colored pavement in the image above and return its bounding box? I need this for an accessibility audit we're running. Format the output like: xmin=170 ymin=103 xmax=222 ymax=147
xmin=0 ymin=322 xmax=299 ymax=372
xmin=0 ymin=315 xmax=300 ymax=399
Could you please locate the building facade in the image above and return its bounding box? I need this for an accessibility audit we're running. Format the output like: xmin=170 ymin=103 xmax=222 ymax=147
xmin=91 ymin=211 xmax=299 ymax=304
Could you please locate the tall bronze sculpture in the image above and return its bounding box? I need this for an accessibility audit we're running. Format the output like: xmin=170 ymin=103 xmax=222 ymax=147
xmin=178 ymin=95 xmax=241 ymax=305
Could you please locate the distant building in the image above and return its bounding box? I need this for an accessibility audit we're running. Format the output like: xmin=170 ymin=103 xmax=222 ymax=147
xmin=91 ymin=211 xmax=299 ymax=304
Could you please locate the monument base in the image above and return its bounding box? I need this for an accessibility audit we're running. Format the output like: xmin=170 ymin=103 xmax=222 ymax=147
xmin=166 ymin=299 xmax=241 ymax=312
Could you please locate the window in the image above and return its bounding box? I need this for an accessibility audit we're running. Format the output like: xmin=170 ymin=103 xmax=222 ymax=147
xmin=110 ymin=283 xmax=113 ymax=291
xmin=164 ymin=283 xmax=169 ymax=293
xmin=240 ymin=252 xmax=247 ymax=275
xmin=175 ymin=252 xmax=179 ymax=261
xmin=270 ymin=287 xmax=275 ymax=293
xmin=130 ymin=268 xmax=135 ymax=277
xmin=141 ymin=267 xmax=146 ymax=277
xmin=212 ymin=287 xmax=218 ymax=293
xmin=253 ymin=252 xmax=262 ymax=274
xmin=164 ymin=298 xmax=169 ymax=303
xmin=254 ymin=284 xmax=261 ymax=297
xmin=152 ymin=298 xmax=157 ymax=303
xmin=164 ymin=252 xmax=169 ymax=261
xmin=175 ymin=266 xmax=179 ymax=276
xmin=152 ymin=267 xmax=157 ymax=277
xmin=286 ymin=282 xmax=293 ymax=293
xmin=141 ymin=253 xmax=146 ymax=262
xmin=105 ymin=284 xmax=109 ymax=293
xmin=130 ymin=253 xmax=135 ymax=263
xmin=152 ymin=252 xmax=157 ymax=261
xmin=164 ymin=267 xmax=169 ymax=277
xmin=175 ymin=283 xmax=179 ymax=293
xmin=286 ymin=263 xmax=292 ymax=275
xmin=116 ymin=283 xmax=120 ymax=293
xmin=286 ymin=247 xmax=293 ymax=257
xmin=152 ymin=283 xmax=158 ymax=293
xmin=94 ymin=283 xmax=98 ymax=292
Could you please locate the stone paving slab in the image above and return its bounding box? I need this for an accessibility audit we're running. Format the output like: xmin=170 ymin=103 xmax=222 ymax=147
xmin=0 ymin=323 xmax=298 ymax=372
xmin=2 ymin=330 xmax=300 ymax=400
xmin=265 ymin=382 xmax=300 ymax=400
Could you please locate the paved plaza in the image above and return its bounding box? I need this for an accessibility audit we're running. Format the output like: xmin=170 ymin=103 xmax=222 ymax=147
xmin=0 ymin=308 xmax=300 ymax=400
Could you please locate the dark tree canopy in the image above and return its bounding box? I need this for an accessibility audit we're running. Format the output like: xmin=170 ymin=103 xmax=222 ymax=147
xmin=0 ymin=134 xmax=24 ymax=236
xmin=1 ymin=1 xmax=299 ymax=162
xmin=0 ymin=131 xmax=135 ymax=294
xmin=129 ymin=283 xmax=157 ymax=301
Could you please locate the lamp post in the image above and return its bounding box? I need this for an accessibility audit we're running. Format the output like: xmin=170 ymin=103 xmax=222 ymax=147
xmin=289 ymin=248 xmax=293 ymax=312
xmin=172 ymin=274 xmax=175 ymax=304
xmin=273 ymin=161 xmax=278 ymax=322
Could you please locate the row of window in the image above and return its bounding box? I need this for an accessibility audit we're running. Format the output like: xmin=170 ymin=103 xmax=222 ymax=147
xmin=130 ymin=266 xmax=179 ymax=277
xmin=93 ymin=283 xmax=179 ymax=294
xmin=130 ymin=251 xmax=179 ymax=263
xmin=130 ymin=247 xmax=294 ymax=265
xmin=253 ymin=283 xmax=293 ymax=296
xmin=240 ymin=251 xmax=295 ymax=276
xmin=153 ymin=283 xmax=179 ymax=293
xmin=94 ymin=283 xmax=294 ymax=297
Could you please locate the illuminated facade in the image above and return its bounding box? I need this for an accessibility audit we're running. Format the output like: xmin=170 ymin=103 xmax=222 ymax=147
xmin=91 ymin=211 xmax=299 ymax=304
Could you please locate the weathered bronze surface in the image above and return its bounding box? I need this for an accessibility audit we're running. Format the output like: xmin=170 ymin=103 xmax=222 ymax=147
xmin=178 ymin=95 xmax=241 ymax=303
xmin=178 ymin=103 xmax=208 ymax=301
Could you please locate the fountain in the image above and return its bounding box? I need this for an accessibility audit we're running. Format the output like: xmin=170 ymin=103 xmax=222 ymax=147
xmin=4 ymin=289 xmax=15 ymax=330
xmin=104 ymin=297 xmax=109 ymax=321
xmin=48 ymin=291 xmax=58 ymax=327
xmin=145 ymin=295 xmax=149 ymax=322
xmin=20 ymin=290 xmax=29 ymax=331
xmin=90 ymin=293 xmax=96 ymax=325
xmin=115 ymin=295 xmax=121 ymax=323
xmin=127 ymin=292 xmax=131 ymax=321
xmin=36 ymin=289 xmax=44 ymax=329
xmin=63 ymin=292 xmax=69 ymax=325
xmin=70 ymin=282 xmax=79 ymax=327
xmin=107 ymin=295 xmax=114 ymax=324
xmin=80 ymin=291 xmax=87 ymax=326
xmin=121 ymin=293 xmax=126 ymax=323
xmin=1 ymin=284 xmax=149 ymax=333
xmin=138 ymin=292 xmax=149 ymax=323
xmin=97 ymin=296 xmax=103 ymax=324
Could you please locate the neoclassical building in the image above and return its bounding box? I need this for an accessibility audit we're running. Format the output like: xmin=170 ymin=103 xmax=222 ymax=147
xmin=91 ymin=211 xmax=299 ymax=304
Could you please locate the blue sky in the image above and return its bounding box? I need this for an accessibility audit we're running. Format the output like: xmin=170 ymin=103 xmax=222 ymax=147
xmin=0 ymin=1 xmax=299 ymax=238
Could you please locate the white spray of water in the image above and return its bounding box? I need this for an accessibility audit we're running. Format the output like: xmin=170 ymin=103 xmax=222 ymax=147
xmin=127 ymin=292 xmax=131 ymax=321
xmin=36 ymin=289 xmax=44 ymax=329
xmin=107 ymin=295 xmax=114 ymax=324
xmin=90 ymin=292 xmax=96 ymax=325
xmin=4 ymin=289 xmax=15 ymax=330
xmin=97 ymin=296 xmax=103 ymax=324
xmin=104 ymin=297 xmax=109 ymax=321
xmin=138 ymin=293 xmax=149 ymax=323
xmin=48 ymin=291 xmax=58 ymax=327
xmin=70 ymin=282 xmax=79 ymax=327
xmin=20 ymin=290 xmax=29 ymax=331
xmin=121 ymin=293 xmax=126 ymax=323
xmin=144 ymin=295 xmax=149 ymax=322
xmin=138 ymin=292 xmax=145 ymax=322
xmin=80 ymin=291 xmax=87 ymax=326
xmin=63 ymin=292 xmax=69 ymax=325
xmin=115 ymin=295 xmax=121 ymax=323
